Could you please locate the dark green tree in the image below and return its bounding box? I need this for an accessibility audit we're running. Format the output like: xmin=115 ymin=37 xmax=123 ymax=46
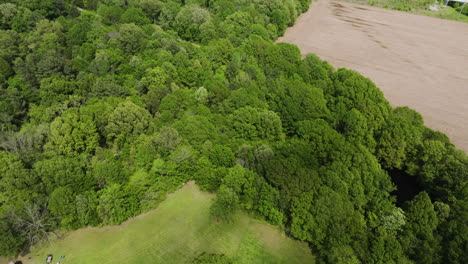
xmin=121 ymin=7 xmax=150 ymax=25
xmin=48 ymin=186 xmax=79 ymax=229
xmin=105 ymin=101 xmax=152 ymax=147
xmin=97 ymin=183 xmax=139 ymax=225
xmin=210 ymin=185 xmax=239 ymax=222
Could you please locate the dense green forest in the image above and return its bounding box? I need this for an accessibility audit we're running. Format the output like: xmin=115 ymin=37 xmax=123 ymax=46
xmin=0 ymin=0 xmax=466 ymax=263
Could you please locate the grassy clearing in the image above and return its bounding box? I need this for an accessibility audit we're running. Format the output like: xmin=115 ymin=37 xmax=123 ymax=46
xmin=415 ymin=6 xmax=468 ymax=23
xmin=5 ymin=182 xmax=314 ymax=264
xmin=341 ymin=0 xmax=468 ymax=23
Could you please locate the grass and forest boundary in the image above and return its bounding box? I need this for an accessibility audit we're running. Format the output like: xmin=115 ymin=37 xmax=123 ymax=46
xmin=1 ymin=182 xmax=314 ymax=264
xmin=342 ymin=0 xmax=468 ymax=22
xmin=1 ymin=0 xmax=467 ymax=263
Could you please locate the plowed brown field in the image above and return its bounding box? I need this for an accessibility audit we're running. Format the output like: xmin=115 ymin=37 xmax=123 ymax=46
xmin=278 ymin=0 xmax=468 ymax=153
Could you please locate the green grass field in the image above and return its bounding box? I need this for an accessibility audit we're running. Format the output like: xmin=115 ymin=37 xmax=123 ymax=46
xmin=415 ymin=6 xmax=468 ymax=23
xmin=3 ymin=182 xmax=314 ymax=264
xmin=342 ymin=0 xmax=468 ymax=23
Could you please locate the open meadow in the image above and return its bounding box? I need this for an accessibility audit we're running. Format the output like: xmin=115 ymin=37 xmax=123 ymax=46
xmin=278 ymin=0 xmax=468 ymax=152
xmin=2 ymin=182 xmax=314 ymax=264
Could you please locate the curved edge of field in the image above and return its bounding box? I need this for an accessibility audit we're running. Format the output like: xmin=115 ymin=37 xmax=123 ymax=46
xmin=5 ymin=181 xmax=314 ymax=264
xmin=278 ymin=0 xmax=468 ymax=153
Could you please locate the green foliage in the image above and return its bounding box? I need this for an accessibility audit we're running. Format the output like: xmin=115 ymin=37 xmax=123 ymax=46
xmin=90 ymin=49 xmax=124 ymax=75
xmin=210 ymin=185 xmax=239 ymax=222
xmin=341 ymin=108 xmax=376 ymax=151
xmin=45 ymin=108 xmax=99 ymax=156
xmin=75 ymin=191 xmax=99 ymax=227
xmin=269 ymin=79 xmax=331 ymax=133
xmin=172 ymin=115 xmax=218 ymax=146
xmin=222 ymin=165 xmax=257 ymax=210
xmin=140 ymin=0 xmax=163 ymax=22
xmin=0 ymin=218 xmax=24 ymax=257
xmin=118 ymin=23 xmax=147 ymax=54
xmin=255 ymin=181 xmax=284 ymax=225
xmin=39 ymin=76 xmax=79 ymax=105
xmin=159 ymin=89 xmax=197 ymax=121
xmin=290 ymin=187 xmax=365 ymax=249
xmin=24 ymin=183 xmax=314 ymax=263
xmin=91 ymin=75 xmax=130 ymax=97
xmin=229 ymin=106 xmax=284 ymax=141
xmin=105 ymin=101 xmax=152 ymax=147
xmin=97 ymin=183 xmax=139 ymax=225
xmin=121 ymin=7 xmax=151 ymax=25
xmin=194 ymin=156 xmax=224 ymax=191
xmin=192 ymin=252 xmax=233 ymax=263
xmin=0 ymin=122 xmax=48 ymax=165
xmin=0 ymin=151 xmax=35 ymax=196
xmin=48 ymin=186 xmax=79 ymax=229
xmin=142 ymin=67 xmax=170 ymax=113
xmin=209 ymin=144 xmax=235 ymax=167
xmin=400 ymin=191 xmax=440 ymax=263
xmin=376 ymin=109 xmax=422 ymax=169
xmin=98 ymin=5 xmax=123 ymax=25
xmin=381 ymin=207 xmax=406 ymax=235
xmin=387 ymin=0 xmax=431 ymax=11
xmin=154 ymin=126 xmax=182 ymax=151
xmin=158 ymin=1 xmax=182 ymax=28
xmin=91 ymin=157 xmax=128 ymax=188
xmin=0 ymin=57 xmax=12 ymax=84
xmin=174 ymin=5 xmax=212 ymax=41
xmin=441 ymin=192 xmax=468 ymax=263
xmin=0 ymin=0 xmax=467 ymax=262
xmin=33 ymin=155 xmax=93 ymax=194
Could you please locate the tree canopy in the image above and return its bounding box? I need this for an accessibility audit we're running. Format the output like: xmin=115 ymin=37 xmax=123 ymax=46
xmin=0 ymin=0 xmax=466 ymax=263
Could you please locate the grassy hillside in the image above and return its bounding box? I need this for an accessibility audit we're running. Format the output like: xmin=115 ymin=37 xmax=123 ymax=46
xmin=4 ymin=182 xmax=314 ymax=264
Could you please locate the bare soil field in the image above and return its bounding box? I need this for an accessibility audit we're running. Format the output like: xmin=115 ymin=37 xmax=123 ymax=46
xmin=278 ymin=0 xmax=468 ymax=153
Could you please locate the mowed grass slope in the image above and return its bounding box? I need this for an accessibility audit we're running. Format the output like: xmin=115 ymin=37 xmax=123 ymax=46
xmin=16 ymin=182 xmax=313 ymax=264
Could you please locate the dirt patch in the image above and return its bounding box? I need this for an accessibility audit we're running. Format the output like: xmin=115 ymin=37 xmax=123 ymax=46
xmin=278 ymin=0 xmax=468 ymax=153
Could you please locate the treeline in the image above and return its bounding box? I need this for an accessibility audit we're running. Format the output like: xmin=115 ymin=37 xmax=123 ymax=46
xmin=0 ymin=0 xmax=467 ymax=263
